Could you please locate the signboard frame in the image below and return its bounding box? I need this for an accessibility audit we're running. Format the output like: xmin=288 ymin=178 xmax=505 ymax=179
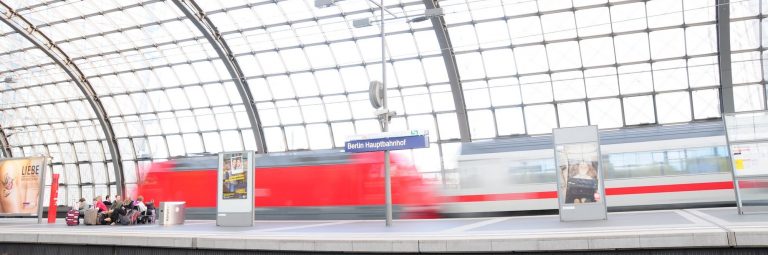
xmin=724 ymin=111 xmax=768 ymax=214
xmin=216 ymin=151 xmax=255 ymax=226
xmin=0 ymin=156 xmax=48 ymax=223
xmin=553 ymin=126 xmax=607 ymax=222
xmin=344 ymin=130 xmax=429 ymax=153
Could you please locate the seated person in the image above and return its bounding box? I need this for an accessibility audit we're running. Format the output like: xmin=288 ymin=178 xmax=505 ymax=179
xmin=123 ymin=197 xmax=135 ymax=210
xmin=135 ymin=196 xmax=147 ymax=213
xmin=93 ymin=196 xmax=108 ymax=213
xmin=76 ymin=198 xmax=86 ymax=212
xmin=103 ymin=195 xmax=112 ymax=207
xmin=109 ymin=195 xmax=122 ymax=211
xmin=76 ymin=198 xmax=87 ymax=220
xmin=108 ymin=201 xmax=128 ymax=225
xmin=98 ymin=213 xmax=113 ymax=225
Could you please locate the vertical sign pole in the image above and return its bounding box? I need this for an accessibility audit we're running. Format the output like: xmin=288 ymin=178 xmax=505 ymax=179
xmin=381 ymin=0 xmax=392 ymax=227
xmin=47 ymin=174 xmax=59 ymax=224
xmin=37 ymin=158 xmax=49 ymax=224
xmin=722 ymin=114 xmax=744 ymax=214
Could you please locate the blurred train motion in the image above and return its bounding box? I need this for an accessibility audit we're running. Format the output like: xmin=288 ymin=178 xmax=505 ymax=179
xmin=137 ymin=151 xmax=440 ymax=220
xmin=136 ymin=121 xmax=738 ymax=220
xmin=441 ymin=121 xmax=735 ymax=216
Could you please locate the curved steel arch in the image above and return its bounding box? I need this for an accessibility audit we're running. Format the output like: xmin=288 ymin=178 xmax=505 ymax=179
xmin=0 ymin=124 xmax=10 ymax=157
xmin=172 ymin=0 xmax=268 ymax=153
xmin=0 ymin=1 xmax=125 ymax=194
xmin=423 ymin=0 xmax=471 ymax=142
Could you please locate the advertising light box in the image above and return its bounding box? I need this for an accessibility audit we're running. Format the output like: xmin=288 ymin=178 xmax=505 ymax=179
xmin=0 ymin=157 xmax=47 ymax=216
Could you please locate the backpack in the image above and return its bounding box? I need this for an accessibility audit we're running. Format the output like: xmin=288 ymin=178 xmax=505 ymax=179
xmin=119 ymin=212 xmax=131 ymax=225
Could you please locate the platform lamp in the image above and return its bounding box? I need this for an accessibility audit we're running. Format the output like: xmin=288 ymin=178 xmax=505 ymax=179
xmin=316 ymin=0 xmax=441 ymax=227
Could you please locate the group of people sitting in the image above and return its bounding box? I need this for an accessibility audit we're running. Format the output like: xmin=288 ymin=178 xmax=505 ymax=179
xmin=74 ymin=195 xmax=155 ymax=225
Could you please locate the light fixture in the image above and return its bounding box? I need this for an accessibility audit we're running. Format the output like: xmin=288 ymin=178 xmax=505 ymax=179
xmin=353 ymin=7 xmax=443 ymax=27
xmin=353 ymin=17 xmax=371 ymax=28
xmin=407 ymin=8 xmax=443 ymax=23
xmin=314 ymin=0 xmax=341 ymax=8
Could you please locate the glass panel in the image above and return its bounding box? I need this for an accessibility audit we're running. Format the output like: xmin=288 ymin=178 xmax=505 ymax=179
xmin=524 ymin=104 xmax=557 ymax=134
xmin=656 ymin=92 xmax=692 ymax=123
xmin=692 ymin=89 xmax=721 ymax=119
xmin=437 ymin=113 xmax=460 ymax=140
xmin=734 ymin=85 xmax=766 ymax=112
xmin=307 ymin=124 xmax=333 ymax=150
xmin=495 ymin=107 xmax=526 ymax=136
xmin=331 ymin=122 xmax=355 ymax=148
xmin=624 ymin=96 xmax=656 ymax=125
xmin=588 ymin=99 xmax=623 ymax=128
xmin=558 ymin=102 xmax=589 ymax=127
xmin=285 ymin=126 xmax=309 ymax=151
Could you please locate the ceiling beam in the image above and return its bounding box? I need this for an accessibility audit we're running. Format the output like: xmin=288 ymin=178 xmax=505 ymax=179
xmin=423 ymin=0 xmax=471 ymax=142
xmin=716 ymin=0 xmax=734 ymax=114
xmin=0 ymin=124 xmax=11 ymax=158
xmin=172 ymin=0 xmax=268 ymax=153
xmin=0 ymin=1 xmax=125 ymax=194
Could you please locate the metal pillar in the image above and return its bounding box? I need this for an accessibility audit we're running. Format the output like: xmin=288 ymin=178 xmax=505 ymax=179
xmin=423 ymin=0 xmax=471 ymax=142
xmin=380 ymin=0 xmax=393 ymax=227
xmin=0 ymin=124 xmax=10 ymax=157
xmin=0 ymin=1 xmax=125 ymax=195
xmin=717 ymin=0 xmax=735 ymax=114
xmin=172 ymin=0 xmax=268 ymax=153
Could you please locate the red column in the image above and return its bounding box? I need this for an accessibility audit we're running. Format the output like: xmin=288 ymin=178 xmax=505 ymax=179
xmin=47 ymin=174 xmax=59 ymax=224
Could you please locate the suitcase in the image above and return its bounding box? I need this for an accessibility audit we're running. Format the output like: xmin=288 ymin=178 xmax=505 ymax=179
xmin=128 ymin=210 xmax=141 ymax=224
xmin=65 ymin=209 xmax=79 ymax=226
xmin=84 ymin=209 xmax=99 ymax=225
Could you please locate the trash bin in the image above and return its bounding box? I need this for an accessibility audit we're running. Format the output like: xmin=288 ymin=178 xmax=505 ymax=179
xmin=158 ymin=202 xmax=186 ymax=225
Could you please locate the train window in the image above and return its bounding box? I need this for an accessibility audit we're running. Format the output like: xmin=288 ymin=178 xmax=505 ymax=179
xmin=455 ymin=144 xmax=729 ymax=188
xmin=603 ymin=146 xmax=729 ymax=179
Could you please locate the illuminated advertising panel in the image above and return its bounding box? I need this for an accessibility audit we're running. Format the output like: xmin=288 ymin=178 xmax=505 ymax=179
xmin=0 ymin=157 xmax=47 ymax=216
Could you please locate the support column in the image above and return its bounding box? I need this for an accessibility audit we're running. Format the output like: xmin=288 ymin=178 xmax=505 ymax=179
xmin=0 ymin=124 xmax=10 ymax=157
xmin=717 ymin=0 xmax=735 ymax=114
xmin=423 ymin=0 xmax=471 ymax=142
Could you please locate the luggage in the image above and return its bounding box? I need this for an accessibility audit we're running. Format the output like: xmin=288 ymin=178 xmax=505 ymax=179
xmin=120 ymin=209 xmax=141 ymax=225
xmin=119 ymin=213 xmax=130 ymax=225
xmin=128 ymin=210 xmax=141 ymax=224
xmin=139 ymin=208 xmax=156 ymax=224
xmin=65 ymin=209 xmax=79 ymax=226
xmin=84 ymin=209 xmax=99 ymax=225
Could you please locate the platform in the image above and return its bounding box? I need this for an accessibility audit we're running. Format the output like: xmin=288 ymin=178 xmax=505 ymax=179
xmin=0 ymin=207 xmax=765 ymax=253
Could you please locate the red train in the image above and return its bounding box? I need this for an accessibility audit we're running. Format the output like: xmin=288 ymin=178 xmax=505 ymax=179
xmin=136 ymin=151 xmax=440 ymax=220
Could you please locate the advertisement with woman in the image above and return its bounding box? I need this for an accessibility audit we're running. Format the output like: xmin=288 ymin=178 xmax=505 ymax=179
xmin=0 ymin=157 xmax=47 ymax=215
xmin=222 ymin=153 xmax=248 ymax=200
xmin=556 ymin=143 xmax=601 ymax=205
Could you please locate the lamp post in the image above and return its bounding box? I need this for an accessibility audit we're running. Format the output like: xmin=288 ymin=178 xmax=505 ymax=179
xmin=318 ymin=0 xmax=440 ymax=227
xmin=378 ymin=0 xmax=393 ymax=227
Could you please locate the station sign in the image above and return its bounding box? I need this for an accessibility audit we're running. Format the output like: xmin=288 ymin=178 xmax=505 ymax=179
xmin=345 ymin=130 xmax=429 ymax=153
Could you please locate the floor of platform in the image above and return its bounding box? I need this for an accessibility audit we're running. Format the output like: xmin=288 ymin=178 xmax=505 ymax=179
xmin=0 ymin=207 xmax=765 ymax=253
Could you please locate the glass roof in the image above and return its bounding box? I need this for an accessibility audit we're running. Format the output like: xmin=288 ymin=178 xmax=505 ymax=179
xmin=0 ymin=0 xmax=763 ymax=205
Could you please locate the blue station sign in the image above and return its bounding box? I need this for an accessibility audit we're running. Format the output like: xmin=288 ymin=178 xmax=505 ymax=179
xmin=345 ymin=130 xmax=429 ymax=153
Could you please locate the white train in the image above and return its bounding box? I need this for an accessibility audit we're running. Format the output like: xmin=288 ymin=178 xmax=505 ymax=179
xmin=441 ymin=121 xmax=735 ymax=215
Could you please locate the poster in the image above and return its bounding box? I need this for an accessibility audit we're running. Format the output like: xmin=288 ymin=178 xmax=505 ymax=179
xmin=730 ymin=143 xmax=768 ymax=177
xmin=222 ymin=152 xmax=248 ymax=200
xmin=0 ymin=157 xmax=46 ymax=215
xmin=556 ymin=143 xmax=601 ymax=205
